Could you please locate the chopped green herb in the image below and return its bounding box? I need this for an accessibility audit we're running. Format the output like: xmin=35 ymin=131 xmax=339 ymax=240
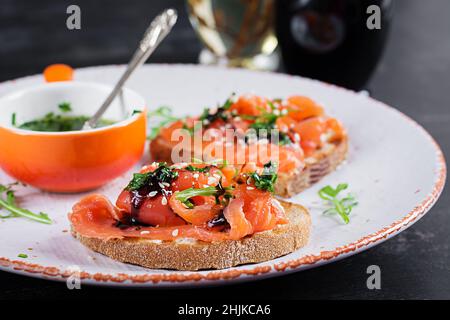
xmin=17 ymin=253 xmax=28 ymax=258
xmin=198 ymin=94 xmax=236 ymax=127
xmin=318 ymin=183 xmax=358 ymax=224
xmin=132 ymin=109 xmax=142 ymax=116
xmin=185 ymin=165 xmax=211 ymax=173
xmin=58 ymin=102 xmax=72 ymax=113
xmin=0 ymin=183 xmax=52 ymax=224
xmin=125 ymin=163 xmax=178 ymax=191
xmin=250 ymin=162 xmax=278 ymax=193
xmin=11 ymin=113 xmax=16 ymax=126
xmin=246 ymin=108 xmax=292 ymax=145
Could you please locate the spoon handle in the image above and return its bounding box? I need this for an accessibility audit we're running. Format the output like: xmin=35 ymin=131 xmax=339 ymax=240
xmin=84 ymin=8 xmax=178 ymax=129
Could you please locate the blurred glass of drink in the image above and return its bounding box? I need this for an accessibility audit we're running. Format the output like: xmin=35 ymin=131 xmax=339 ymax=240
xmin=186 ymin=0 xmax=279 ymax=70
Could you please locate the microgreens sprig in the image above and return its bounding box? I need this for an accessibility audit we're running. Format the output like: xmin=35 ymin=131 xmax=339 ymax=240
xmin=0 ymin=183 xmax=52 ymax=224
xmin=318 ymin=183 xmax=358 ymax=224
xmin=147 ymin=106 xmax=179 ymax=140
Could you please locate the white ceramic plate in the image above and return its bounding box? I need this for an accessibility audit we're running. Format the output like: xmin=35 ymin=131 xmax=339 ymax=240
xmin=0 ymin=65 xmax=446 ymax=287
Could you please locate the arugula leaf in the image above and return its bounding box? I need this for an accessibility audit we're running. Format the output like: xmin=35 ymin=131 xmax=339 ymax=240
xmin=58 ymin=102 xmax=72 ymax=113
xmin=0 ymin=183 xmax=52 ymax=224
xmin=250 ymin=162 xmax=278 ymax=193
xmin=318 ymin=183 xmax=358 ymax=224
xmin=175 ymin=182 xmax=233 ymax=208
xmin=147 ymin=106 xmax=179 ymax=140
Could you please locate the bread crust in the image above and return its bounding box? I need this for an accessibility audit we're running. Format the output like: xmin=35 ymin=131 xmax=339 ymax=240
xmin=150 ymin=134 xmax=348 ymax=198
xmin=275 ymin=137 xmax=348 ymax=197
xmin=71 ymin=200 xmax=311 ymax=271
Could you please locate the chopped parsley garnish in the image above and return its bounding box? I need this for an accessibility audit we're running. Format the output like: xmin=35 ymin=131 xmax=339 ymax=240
xmin=58 ymin=102 xmax=72 ymax=113
xmin=11 ymin=113 xmax=16 ymax=126
xmin=250 ymin=162 xmax=278 ymax=193
xmin=185 ymin=165 xmax=211 ymax=173
xmin=126 ymin=163 xmax=178 ymax=191
xmin=246 ymin=109 xmax=292 ymax=146
xmin=17 ymin=253 xmax=28 ymax=258
xmin=0 ymin=183 xmax=52 ymax=224
xmin=318 ymin=183 xmax=358 ymax=224
xmin=198 ymin=94 xmax=235 ymax=127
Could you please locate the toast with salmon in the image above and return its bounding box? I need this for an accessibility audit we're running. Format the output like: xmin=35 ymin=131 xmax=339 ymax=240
xmin=69 ymin=162 xmax=311 ymax=270
xmin=150 ymin=94 xmax=348 ymax=198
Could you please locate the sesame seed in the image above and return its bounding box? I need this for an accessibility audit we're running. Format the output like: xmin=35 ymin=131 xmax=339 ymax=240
xmin=140 ymin=231 xmax=150 ymax=235
xmin=161 ymin=197 xmax=168 ymax=205
xmin=193 ymin=173 xmax=199 ymax=179
xmin=172 ymin=229 xmax=179 ymax=237
xmin=148 ymin=191 xmax=158 ymax=197
xmin=247 ymin=186 xmax=254 ymax=190
xmin=162 ymin=182 xmax=170 ymax=187
xmin=158 ymin=182 xmax=165 ymax=189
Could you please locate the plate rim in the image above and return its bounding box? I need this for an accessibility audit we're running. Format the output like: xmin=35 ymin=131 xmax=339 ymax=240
xmin=0 ymin=64 xmax=446 ymax=287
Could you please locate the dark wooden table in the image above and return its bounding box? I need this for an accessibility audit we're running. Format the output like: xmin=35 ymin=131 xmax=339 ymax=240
xmin=0 ymin=0 xmax=448 ymax=300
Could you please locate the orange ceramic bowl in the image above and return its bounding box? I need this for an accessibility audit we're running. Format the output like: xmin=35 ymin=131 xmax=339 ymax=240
xmin=0 ymin=82 xmax=147 ymax=192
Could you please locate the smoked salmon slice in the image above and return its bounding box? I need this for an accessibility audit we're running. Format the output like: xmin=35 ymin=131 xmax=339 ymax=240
xmin=69 ymin=162 xmax=288 ymax=243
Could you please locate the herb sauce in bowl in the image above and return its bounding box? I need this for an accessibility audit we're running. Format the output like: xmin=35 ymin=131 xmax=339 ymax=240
xmin=14 ymin=102 xmax=115 ymax=132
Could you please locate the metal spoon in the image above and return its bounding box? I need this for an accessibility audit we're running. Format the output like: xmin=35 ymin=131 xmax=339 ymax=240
xmin=83 ymin=8 xmax=178 ymax=130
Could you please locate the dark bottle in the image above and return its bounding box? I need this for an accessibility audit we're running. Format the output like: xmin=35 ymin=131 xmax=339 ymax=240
xmin=276 ymin=0 xmax=393 ymax=90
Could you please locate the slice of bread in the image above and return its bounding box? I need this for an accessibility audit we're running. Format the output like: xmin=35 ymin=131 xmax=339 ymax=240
xmin=150 ymin=135 xmax=348 ymax=198
xmin=71 ymin=200 xmax=311 ymax=271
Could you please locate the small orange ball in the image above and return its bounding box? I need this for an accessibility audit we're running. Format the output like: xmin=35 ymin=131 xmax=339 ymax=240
xmin=43 ymin=64 xmax=74 ymax=82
